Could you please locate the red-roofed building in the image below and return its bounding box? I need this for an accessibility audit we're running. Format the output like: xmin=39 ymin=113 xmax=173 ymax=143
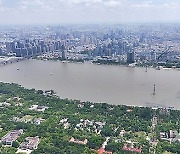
xmin=98 ymin=147 xmax=113 ymax=154
xmin=122 ymin=144 xmax=142 ymax=153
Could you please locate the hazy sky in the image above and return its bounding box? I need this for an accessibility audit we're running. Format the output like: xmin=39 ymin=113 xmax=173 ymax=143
xmin=0 ymin=0 xmax=180 ymax=24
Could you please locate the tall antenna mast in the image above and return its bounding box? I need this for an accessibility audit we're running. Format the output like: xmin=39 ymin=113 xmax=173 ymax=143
xmin=153 ymin=84 xmax=156 ymax=95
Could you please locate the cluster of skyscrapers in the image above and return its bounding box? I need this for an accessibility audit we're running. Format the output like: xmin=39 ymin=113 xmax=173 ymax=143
xmin=0 ymin=24 xmax=180 ymax=65
xmin=5 ymin=40 xmax=65 ymax=57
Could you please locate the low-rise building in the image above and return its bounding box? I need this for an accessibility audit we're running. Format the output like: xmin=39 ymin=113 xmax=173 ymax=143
xmin=20 ymin=137 xmax=40 ymax=150
xmin=69 ymin=137 xmax=88 ymax=145
xmin=160 ymin=130 xmax=180 ymax=142
xmin=0 ymin=102 xmax=11 ymax=107
xmin=1 ymin=129 xmax=23 ymax=146
xmin=98 ymin=147 xmax=112 ymax=154
xmin=33 ymin=118 xmax=45 ymax=125
xmin=122 ymin=143 xmax=142 ymax=153
xmin=29 ymin=105 xmax=49 ymax=112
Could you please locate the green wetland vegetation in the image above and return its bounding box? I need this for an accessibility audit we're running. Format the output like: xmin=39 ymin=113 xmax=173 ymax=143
xmin=0 ymin=82 xmax=180 ymax=154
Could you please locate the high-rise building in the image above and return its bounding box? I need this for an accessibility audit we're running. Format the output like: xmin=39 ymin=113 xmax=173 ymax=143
xmin=0 ymin=48 xmax=2 ymax=55
xmin=10 ymin=42 xmax=16 ymax=52
xmin=127 ymin=51 xmax=135 ymax=63
xmin=27 ymin=47 xmax=33 ymax=56
xmin=15 ymin=48 xmax=22 ymax=57
xmin=16 ymin=41 xmax=21 ymax=48
xmin=21 ymin=48 xmax=28 ymax=57
xmin=55 ymin=41 xmax=60 ymax=50
xmin=37 ymin=45 xmax=41 ymax=53
xmin=5 ymin=42 xmax=12 ymax=52
xmin=62 ymin=50 xmax=67 ymax=60
xmin=32 ymin=46 xmax=37 ymax=55
xmin=151 ymin=52 xmax=156 ymax=61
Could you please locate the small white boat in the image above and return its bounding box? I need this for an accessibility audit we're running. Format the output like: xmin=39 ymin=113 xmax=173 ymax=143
xmin=128 ymin=63 xmax=136 ymax=67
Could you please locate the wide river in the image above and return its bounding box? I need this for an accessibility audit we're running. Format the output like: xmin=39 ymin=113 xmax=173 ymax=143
xmin=0 ymin=60 xmax=180 ymax=109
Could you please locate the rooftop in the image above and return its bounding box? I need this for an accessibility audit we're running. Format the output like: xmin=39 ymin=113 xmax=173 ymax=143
xmin=20 ymin=136 xmax=40 ymax=150
xmin=1 ymin=129 xmax=23 ymax=145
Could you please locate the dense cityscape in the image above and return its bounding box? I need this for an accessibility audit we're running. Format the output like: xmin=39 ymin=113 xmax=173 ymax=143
xmin=1 ymin=0 xmax=180 ymax=153
xmin=0 ymin=24 xmax=180 ymax=154
xmin=1 ymin=24 xmax=180 ymax=68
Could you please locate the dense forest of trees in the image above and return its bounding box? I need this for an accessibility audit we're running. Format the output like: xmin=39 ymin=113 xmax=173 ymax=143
xmin=0 ymin=82 xmax=180 ymax=153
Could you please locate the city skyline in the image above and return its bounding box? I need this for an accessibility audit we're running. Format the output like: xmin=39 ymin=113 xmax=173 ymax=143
xmin=0 ymin=0 xmax=180 ymax=25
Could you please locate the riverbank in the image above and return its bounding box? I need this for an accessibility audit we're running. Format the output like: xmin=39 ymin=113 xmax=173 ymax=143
xmin=35 ymin=55 xmax=180 ymax=71
xmin=1 ymin=55 xmax=180 ymax=72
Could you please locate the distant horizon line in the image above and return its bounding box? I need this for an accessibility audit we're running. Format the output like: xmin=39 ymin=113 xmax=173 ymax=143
xmin=1 ymin=21 xmax=180 ymax=26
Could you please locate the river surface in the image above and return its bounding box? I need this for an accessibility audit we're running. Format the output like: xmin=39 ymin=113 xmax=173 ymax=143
xmin=0 ymin=60 xmax=180 ymax=109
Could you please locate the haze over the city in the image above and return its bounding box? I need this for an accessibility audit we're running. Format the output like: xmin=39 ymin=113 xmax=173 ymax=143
xmin=1 ymin=0 xmax=180 ymax=153
xmin=0 ymin=0 xmax=180 ymax=24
